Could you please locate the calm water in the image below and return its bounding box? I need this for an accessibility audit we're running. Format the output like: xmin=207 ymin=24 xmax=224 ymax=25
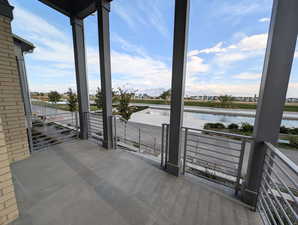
xmin=130 ymin=108 xmax=298 ymax=129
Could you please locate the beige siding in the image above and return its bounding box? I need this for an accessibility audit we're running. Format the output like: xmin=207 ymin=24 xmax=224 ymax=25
xmin=0 ymin=16 xmax=30 ymax=163
xmin=0 ymin=117 xmax=19 ymax=225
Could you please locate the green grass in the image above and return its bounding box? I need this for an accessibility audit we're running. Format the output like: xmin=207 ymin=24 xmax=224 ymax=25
xmin=32 ymin=101 xmax=70 ymax=111
xmin=33 ymin=99 xmax=298 ymax=112
xmin=32 ymin=101 xmax=100 ymax=112
xmin=131 ymin=99 xmax=298 ymax=112
xmin=32 ymin=101 xmax=148 ymax=114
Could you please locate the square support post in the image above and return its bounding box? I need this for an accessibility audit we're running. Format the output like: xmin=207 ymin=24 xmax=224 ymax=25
xmin=168 ymin=0 xmax=190 ymax=176
xmin=71 ymin=18 xmax=90 ymax=139
xmin=97 ymin=0 xmax=113 ymax=149
xmin=243 ymin=0 xmax=298 ymax=207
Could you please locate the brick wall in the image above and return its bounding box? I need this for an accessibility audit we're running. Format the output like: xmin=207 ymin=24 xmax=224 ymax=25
xmin=0 ymin=15 xmax=30 ymax=163
xmin=0 ymin=117 xmax=18 ymax=225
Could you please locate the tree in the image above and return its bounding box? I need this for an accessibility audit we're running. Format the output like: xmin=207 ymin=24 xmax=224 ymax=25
xmin=95 ymin=87 xmax=103 ymax=110
xmin=159 ymin=89 xmax=171 ymax=103
xmin=116 ymin=88 xmax=135 ymax=121
xmin=66 ymin=88 xmax=78 ymax=112
xmin=218 ymin=95 xmax=234 ymax=108
xmin=48 ymin=91 xmax=61 ymax=104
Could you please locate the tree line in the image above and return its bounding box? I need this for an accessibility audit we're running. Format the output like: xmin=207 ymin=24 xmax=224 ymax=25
xmin=46 ymin=88 xmax=137 ymax=121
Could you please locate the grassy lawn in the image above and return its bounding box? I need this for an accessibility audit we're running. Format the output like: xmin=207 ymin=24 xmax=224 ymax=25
xmin=131 ymin=99 xmax=298 ymax=112
xmin=32 ymin=101 xmax=70 ymax=111
xmin=32 ymin=101 xmax=98 ymax=111
xmin=32 ymin=101 xmax=148 ymax=114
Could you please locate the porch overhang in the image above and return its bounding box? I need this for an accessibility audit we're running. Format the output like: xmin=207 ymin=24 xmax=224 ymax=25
xmin=38 ymin=0 xmax=112 ymax=19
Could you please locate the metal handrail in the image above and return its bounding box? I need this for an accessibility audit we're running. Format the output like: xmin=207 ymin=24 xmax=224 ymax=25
xmin=160 ymin=124 xmax=251 ymax=195
xmin=257 ymin=142 xmax=298 ymax=225
xmin=182 ymin=126 xmax=253 ymax=141
xmin=30 ymin=112 xmax=79 ymax=151
xmin=265 ymin=142 xmax=298 ymax=175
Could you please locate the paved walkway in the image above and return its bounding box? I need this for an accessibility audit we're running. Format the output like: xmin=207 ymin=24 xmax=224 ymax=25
xmin=10 ymin=141 xmax=261 ymax=225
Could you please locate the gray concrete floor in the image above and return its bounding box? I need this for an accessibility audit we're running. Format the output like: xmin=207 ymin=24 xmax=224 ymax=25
xmin=10 ymin=140 xmax=261 ymax=225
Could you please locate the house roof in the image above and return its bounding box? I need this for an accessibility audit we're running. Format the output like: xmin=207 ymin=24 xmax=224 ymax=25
xmin=13 ymin=34 xmax=35 ymax=53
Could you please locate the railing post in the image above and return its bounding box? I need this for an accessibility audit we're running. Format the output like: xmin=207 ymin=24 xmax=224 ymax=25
xmin=161 ymin=124 xmax=165 ymax=168
xmin=113 ymin=116 xmax=117 ymax=149
xmin=124 ymin=122 xmax=127 ymax=143
xmin=165 ymin=125 xmax=169 ymax=169
xmin=138 ymin=128 xmax=141 ymax=152
xmin=235 ymin=139 xmax=246 ymax=196
xmin=183 ymin=128 xmax=188 ymax=175
xmin=75 ymin=112 xmax=79 ymax=138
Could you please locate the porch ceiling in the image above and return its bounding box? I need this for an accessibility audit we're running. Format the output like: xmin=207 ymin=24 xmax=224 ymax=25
xmin=38 ymin=0 xmax=112 ymax=19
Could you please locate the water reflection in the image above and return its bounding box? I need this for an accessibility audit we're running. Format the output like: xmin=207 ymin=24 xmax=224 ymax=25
xmin=130 ymin=108 xmax=298 ymax=129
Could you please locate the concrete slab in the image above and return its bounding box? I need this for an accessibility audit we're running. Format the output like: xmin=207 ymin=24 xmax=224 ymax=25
xmin=10 ymin=140 xmax=261 ymax=225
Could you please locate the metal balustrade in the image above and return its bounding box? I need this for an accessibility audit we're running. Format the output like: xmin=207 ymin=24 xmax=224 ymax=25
xmin=29 ymin=110 xmax=298 ymax=225
xmin=86 ymin=113 xmax=162 ymax=155
xmin=114 ymin=117 xmax=161 ymax=156
xmin=30 ymin=112 xmax=79 ymax=151
xmin=257 ymin=143 xmax=298 ymax=225
xmin=87 ymin=112 xmax=104 ymax=142
xmin=161 ymin=124 xmax=252 ymax=195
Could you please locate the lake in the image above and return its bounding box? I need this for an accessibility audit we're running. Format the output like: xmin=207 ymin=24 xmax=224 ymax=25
xmin=130 ymin=108 xmax=298 ymax=129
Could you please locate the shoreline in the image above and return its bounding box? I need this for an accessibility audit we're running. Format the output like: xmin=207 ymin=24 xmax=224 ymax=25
xmin=132 ymin=103 xmax=298 ymax=121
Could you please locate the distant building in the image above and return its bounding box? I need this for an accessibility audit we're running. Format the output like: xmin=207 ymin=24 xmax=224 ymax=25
xmin=287 ymin=98 xmax=298 ymax=103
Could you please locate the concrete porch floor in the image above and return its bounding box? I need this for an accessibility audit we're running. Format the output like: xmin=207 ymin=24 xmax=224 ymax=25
xmin=9 ymin=140 xmax=261 ymax=225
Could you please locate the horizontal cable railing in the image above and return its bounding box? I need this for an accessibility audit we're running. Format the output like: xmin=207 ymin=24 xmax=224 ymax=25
xmin=257 ymin=142 xmax=298 ymax=225
xmin=30 ymin=112 xmax=79 ymax=151
xmin=114 ymin=117 xmax=162 ymax=156
xmin=87 ymin=112 xmax=104 ymax=142
xmin=161 ymin=124 xmax=252 ymax=194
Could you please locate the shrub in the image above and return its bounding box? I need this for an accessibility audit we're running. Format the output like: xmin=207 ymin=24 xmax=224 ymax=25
xmin=280 ymin=126 xmax=290 ymax=134
xmin=289 ymin=128 xmax=298 ymax=135
xmin=288 ymin=136 xmax=298 ymax=148
xmin=203 ymin=123 xmax=225 ymax=129
xmin=240 ymin=123 xmax=253 ymax=133
xmin=214 ymin=123 xmax=226 ymax=129
xmin=228 ymin=123 xmax=239 ymax=130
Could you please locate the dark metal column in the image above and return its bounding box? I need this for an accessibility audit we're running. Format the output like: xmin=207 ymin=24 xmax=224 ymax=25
xmin=70 ymin=17 xmax=90 ymax=139
xmin=97 ymin=0 xmax=113 ymax=149
xmin=168 ymin=0 xmax=190 ymax=176
xmin=243 ymin=0 xmax=298 ymax=207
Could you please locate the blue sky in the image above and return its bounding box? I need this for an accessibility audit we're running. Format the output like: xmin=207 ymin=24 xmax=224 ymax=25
xmin=9 ymin=0 xmax=298 ymax=97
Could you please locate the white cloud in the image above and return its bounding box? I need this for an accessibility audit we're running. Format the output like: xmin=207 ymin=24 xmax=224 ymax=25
xmin=237 ymin=33 xmax=268 ymax=51
xmin=113 ymin=0 xmax=169 ymax=38
xmin=218 ymin=1 xmax=263 ymax=18
xmin=288 ymin=82 xmax=298 ymax=98
xmin=189 ymin=42 xmax=226 ymax=55
xmin=259 ymin=17 xmax=270 ymax=23
xmin=233 ymin=73 xmax=261 ymax=80
xmin=187 ymin=55 xmax=209 ymax=76
xmin=12 ymin=5 xmax=67 ymax=41
xmin=215 ymin=53 xmax=248 ymax=64
xmin=186 ymin=82 xmax=260 ymax=97
xmin=189 ymin=33 xmax=268 ymax=66
xmin=12 ymin=4 xmax=298 ymax=98
xmin=214 ymin=33 xmax=268 ymax=65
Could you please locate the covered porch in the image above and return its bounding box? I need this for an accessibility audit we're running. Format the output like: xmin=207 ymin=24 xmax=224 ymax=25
xmin=10 ymin=140 xmax=261 ymax=225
